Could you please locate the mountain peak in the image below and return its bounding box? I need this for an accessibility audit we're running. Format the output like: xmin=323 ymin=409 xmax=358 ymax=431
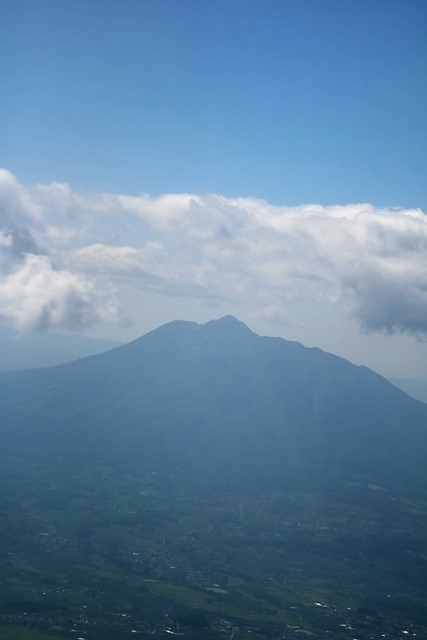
xmin=214 ymin=315 xmax=241 ymax=323
xmin=203 ymin=315 xmax=253 ymax=333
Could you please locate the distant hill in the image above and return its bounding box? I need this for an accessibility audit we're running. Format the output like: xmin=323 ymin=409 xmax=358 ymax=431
xmin=0 ymin=326 xmax=122 ymax=371
xmin=1 ymin=315 xmax=426 ymax=493
xmin=389 ymin=376 xmax=427 ymax=405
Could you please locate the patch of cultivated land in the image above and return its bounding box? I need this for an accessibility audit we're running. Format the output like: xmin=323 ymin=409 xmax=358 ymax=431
xmin=1 ymin=460 xmax=427 ymax=639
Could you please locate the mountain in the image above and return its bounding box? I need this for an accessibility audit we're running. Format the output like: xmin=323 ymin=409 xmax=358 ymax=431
xmin=0 ymin=326 xmax=122 ymax=371
xmin=1 ymin=315 xmax=427 ymax=493
xmin=2 ymin=316 xmax=427 ymax=639
xmin=389 ymin=376 xmax=427 ymax=405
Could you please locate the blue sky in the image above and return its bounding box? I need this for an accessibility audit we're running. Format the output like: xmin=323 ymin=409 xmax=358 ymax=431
xmin=1 ymin=0 xmax=427 ymax=377
xmin=3 ymin=0 xmax=426 ymax=206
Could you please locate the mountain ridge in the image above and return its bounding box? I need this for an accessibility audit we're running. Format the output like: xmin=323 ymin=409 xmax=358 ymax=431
xmin=1 ymin=316 xmax=426 ymax=494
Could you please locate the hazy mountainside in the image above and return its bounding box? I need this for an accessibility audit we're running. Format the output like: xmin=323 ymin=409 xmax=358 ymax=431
xmin=390 ymin=376 xmax=427 ymax=405
xmin=2 ymin=316 xmax=427 ymax=640
xmin=1 ymin=315 xmax=427 ymax=493
xmin=0 ymin=326 xmax=121 ymax=371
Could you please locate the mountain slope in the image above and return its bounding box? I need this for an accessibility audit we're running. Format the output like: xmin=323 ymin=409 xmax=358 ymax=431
xmin=1 ymin=316 xmax=426 ymax=492
xmin=390 ymin=376 xmax=427 ymax=404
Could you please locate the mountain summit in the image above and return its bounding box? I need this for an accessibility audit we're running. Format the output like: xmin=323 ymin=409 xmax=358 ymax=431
xmin=1 ymin=316 xmax=427 ymax=493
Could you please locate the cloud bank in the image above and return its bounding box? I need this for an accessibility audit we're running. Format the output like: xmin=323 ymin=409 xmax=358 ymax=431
xmin=1 ymin=168 xmax=426 ymax=337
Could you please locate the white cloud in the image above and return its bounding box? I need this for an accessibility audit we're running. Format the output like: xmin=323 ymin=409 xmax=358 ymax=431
xmin=1 ymin=169 xmax=426 ymax=337
xmin=0 ymin=231 xmax=12 ymax=248
xmin=0 ymin=254 xmax=119 ymax=331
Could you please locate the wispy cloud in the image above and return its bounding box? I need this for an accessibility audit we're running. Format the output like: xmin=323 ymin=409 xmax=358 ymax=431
xmin=1 ymin=168 xmax=426 ymax=336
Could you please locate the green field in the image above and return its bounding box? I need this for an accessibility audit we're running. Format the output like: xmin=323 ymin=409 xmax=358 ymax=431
xmin=1 ymin=457 xmax=427 ymax=639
